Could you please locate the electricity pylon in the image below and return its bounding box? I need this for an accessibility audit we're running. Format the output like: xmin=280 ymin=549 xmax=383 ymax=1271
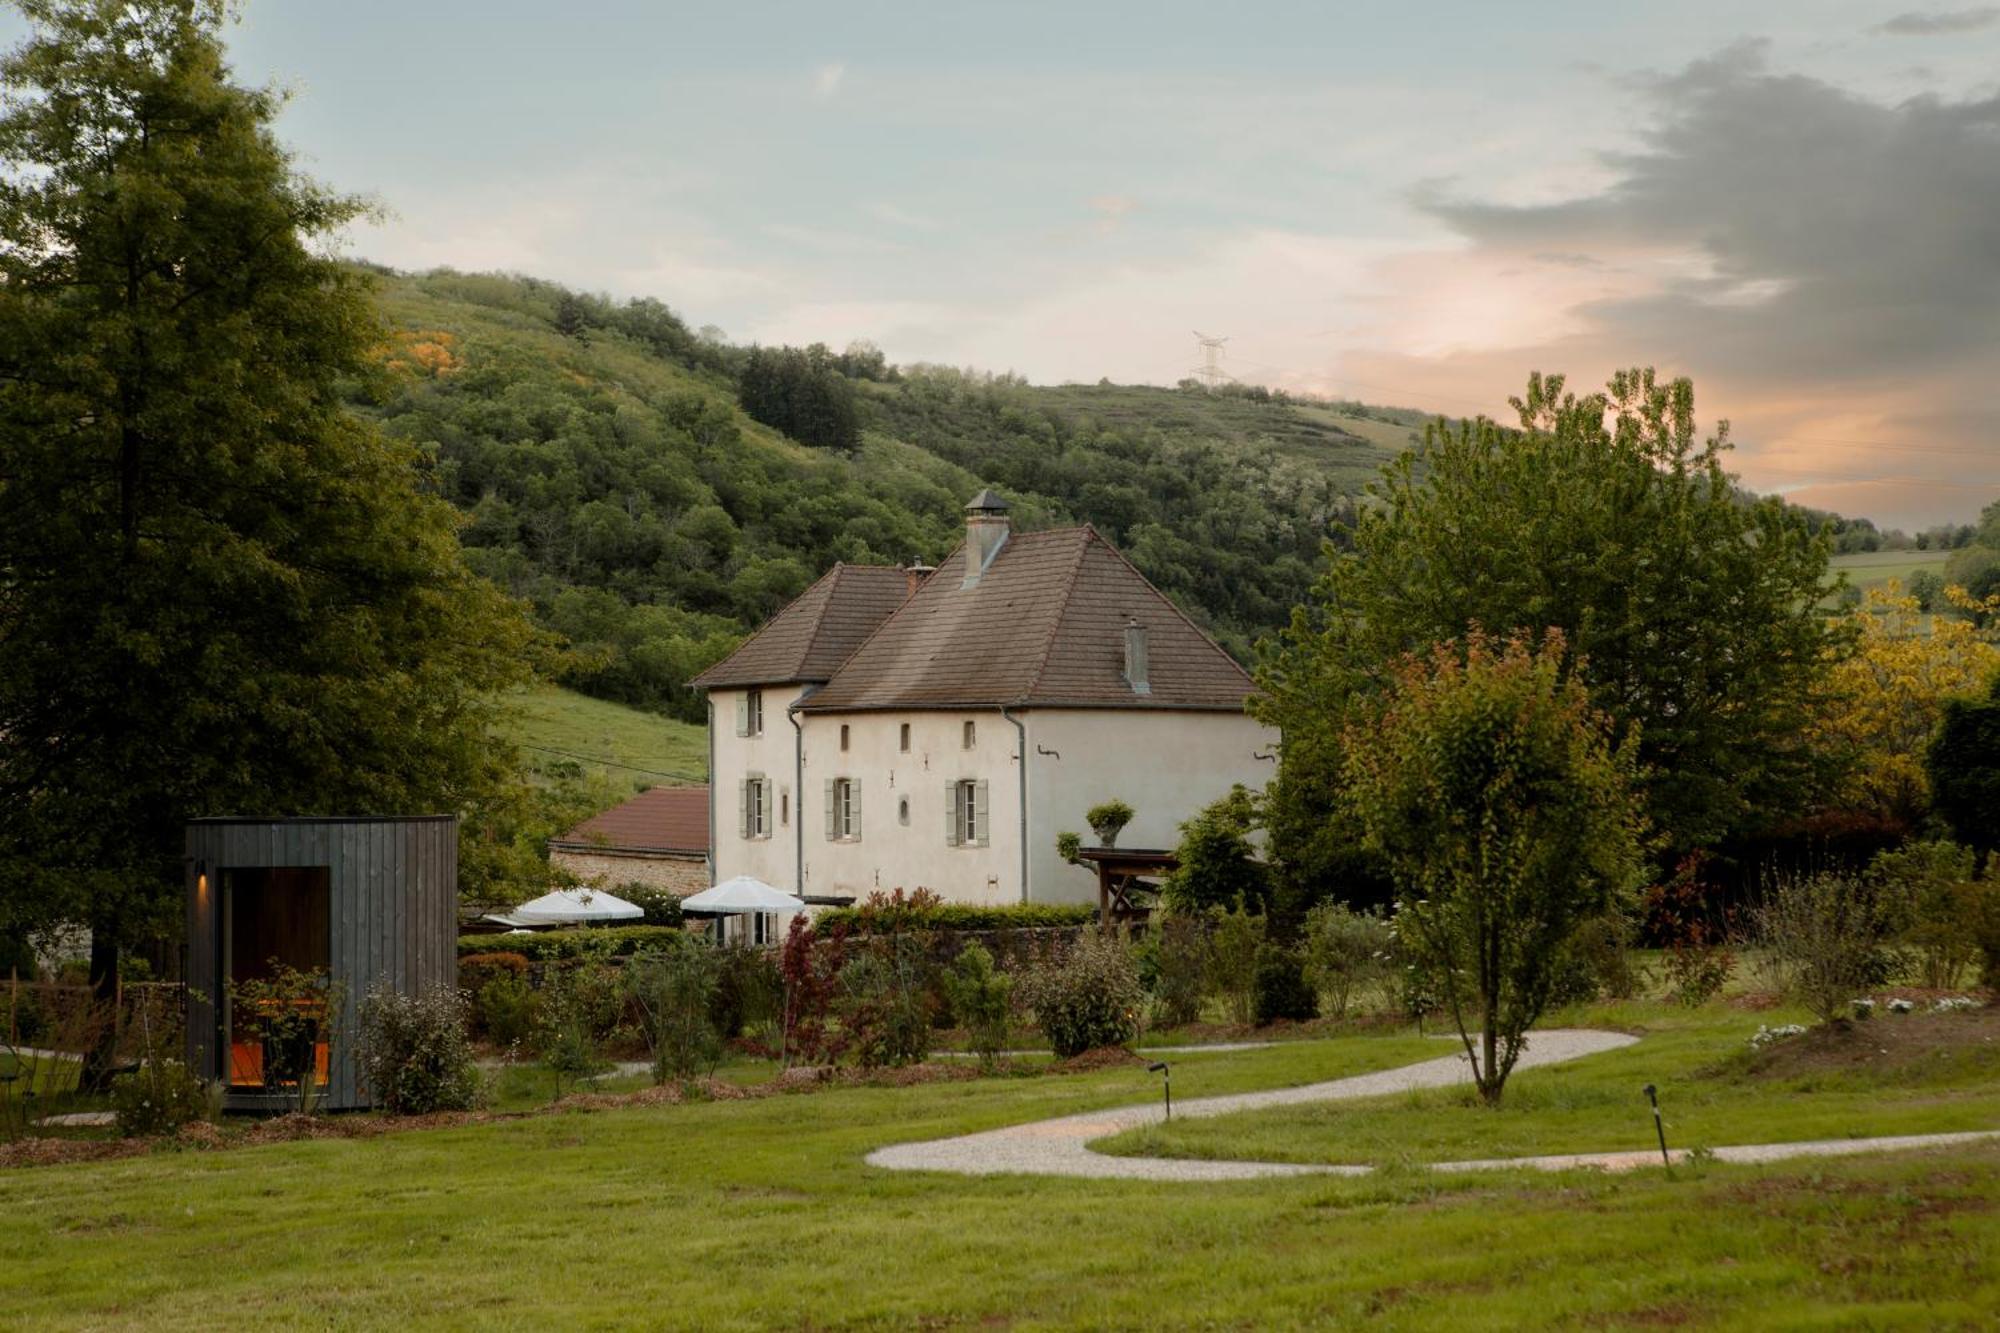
xmin=1190 ymin=330 xmax=1233 ymax=387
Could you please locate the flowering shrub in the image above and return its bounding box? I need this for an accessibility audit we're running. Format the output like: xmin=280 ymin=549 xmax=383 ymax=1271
xmin=1748 ymin=1023 xmax=1807 ymax=1049
xmin=357 ymin=985 xmax=483 ymax=1115
xmin=1851 ymin=998 xmax=1876 ymax=1021
xmin=111 ymin=1060 xmax=216 ymax=1137
xmin=1933 ymin=996 xmax=1983 ymax=1013
xmin=1886 ymin=997 xmax=1915 ymax=1014
xmin=1018 ymin=932 xmax=1142 ymax=1058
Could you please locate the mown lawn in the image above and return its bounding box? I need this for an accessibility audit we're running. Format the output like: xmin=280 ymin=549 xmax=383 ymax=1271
xmin=1098 ymin=1001 xmax=2000 ymax=1169
xmin=2 ymin=1022 xmax=1997 ymax=1329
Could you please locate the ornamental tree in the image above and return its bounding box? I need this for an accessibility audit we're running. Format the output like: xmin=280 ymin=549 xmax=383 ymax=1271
xmin=1342 ymin=631 xmax=1645 ymax=1105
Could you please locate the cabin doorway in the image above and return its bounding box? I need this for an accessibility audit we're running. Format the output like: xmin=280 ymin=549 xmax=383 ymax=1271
xmin=218 ymin=867 xmax=332 ymax=1095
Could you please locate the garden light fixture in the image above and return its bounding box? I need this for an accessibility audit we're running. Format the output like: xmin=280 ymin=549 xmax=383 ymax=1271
xmin=1148 ymin=1061 xmax=1171 ymax=1121
xmin=1643 ymin=1083 xmax=1670 ymax=1168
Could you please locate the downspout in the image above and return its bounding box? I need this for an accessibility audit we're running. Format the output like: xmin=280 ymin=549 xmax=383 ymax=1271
xmin=788 ymin=686 xmax=817 ymax=897
xmin=705 ymin=698 xmax=716 ymax=886
xmin=1002 ymin=706 xmax=1028 ymax=903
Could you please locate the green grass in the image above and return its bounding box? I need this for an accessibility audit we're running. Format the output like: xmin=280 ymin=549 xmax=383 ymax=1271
xmin=1829 ymin=549 xmax=1949 ymax=592
xmin=0 ymin=1051 xmax=82 ymax=1098
xmin=3 ymin=1022 xmax=1998 ymax=1327
xmin=1096 ymin=1001 xmax=2000 ymax=1169
xmin=496 ymin=684 xmax=707 ymax=786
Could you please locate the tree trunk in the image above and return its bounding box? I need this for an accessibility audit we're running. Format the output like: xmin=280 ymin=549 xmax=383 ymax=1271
xmin=80 ymin=926 xmax=120 ymax=1091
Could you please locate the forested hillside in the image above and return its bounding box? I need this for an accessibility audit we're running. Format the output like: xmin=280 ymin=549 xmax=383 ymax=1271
xmin=357 ymin=269 xmax=1418 ymax=720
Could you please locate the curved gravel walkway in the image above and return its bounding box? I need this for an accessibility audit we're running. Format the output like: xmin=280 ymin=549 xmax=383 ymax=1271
xmin=866 ymin=1029 xmax=2000 ymax=1181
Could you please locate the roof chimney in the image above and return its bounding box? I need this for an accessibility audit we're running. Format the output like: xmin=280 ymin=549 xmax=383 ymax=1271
xmin=962 ymin=489 xmax=1010 ymax=588
xmin=1124 ymin=619 xmax=1150 ymax=695
xmin=904 ymin=561 xmax=935 ymax=598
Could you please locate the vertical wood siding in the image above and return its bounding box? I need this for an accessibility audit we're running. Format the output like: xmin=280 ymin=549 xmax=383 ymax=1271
xmin=184 ymin=817 xmax=458 ymax=1110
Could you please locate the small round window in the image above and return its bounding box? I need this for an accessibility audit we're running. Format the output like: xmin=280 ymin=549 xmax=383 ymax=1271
xmin=898 ymin=796 xmax=911 ymax=826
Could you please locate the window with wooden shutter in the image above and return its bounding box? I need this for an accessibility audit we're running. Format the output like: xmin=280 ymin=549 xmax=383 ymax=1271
xmin=747 ymin=689 xmax=764 ymax=736
xmin=973 ymin=780 xmax=990 ymax=848
xmin=944 ymin=781 xmax=960 ymax=846
xmin=738 ymin=779 xmax=750 ymax=839
xmin=823 ymin=779 xmax=836 ymax=841
xmin=848 ymin=780 xmax=861 ymax=840
xmin=735 ymin=695 xmax=749 ymax=738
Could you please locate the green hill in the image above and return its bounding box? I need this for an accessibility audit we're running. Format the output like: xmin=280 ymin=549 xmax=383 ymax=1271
xmin=356 ymin=268 xmax=1414 ymax=723
xmin=499 ymin=685 xmax=708 ymax=787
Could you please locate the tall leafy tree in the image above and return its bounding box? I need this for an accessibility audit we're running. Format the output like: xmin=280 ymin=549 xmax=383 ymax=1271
xmin=1927 ymin=673 xmax=2000 ymax=854
xmin=0 ymin=1 xmax=536 ymax=1030
xmin=1257 ymin=369 xmax=1839 ymax=900
xmin=1342 ymin=631 xmax=1645 ymax=1104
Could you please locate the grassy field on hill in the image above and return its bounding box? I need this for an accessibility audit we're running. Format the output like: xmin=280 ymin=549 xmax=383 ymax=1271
xmin=496 ymin=685 xmax=707 ymax=787
xmin=1829 ymin=548 xmax=1950 ymax=592
xmin=3 ymin=1007 xmax=1996 ymax=1328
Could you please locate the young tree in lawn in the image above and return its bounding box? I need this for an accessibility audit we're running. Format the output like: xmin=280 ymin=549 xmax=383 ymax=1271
xmin=0 ymin=0 xmax=536 ymax=1077
xmin=1258 ymin=370 xmax=1837 ymax=904
xmin=1342 ymin=631 xmax=1645 ymax=1105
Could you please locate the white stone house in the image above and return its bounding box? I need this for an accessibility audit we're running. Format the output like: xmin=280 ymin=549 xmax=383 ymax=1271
xmin=691 ymin=491 xmax=1278 ymax=908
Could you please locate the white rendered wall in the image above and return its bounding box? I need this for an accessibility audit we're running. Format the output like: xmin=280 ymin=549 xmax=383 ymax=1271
xmin=1020 ymin=709 xmax=1279 ymax=905
xmin=800 ymin=711 xmax=1021 ymax=906
xmin=708 ymin=686 xmax=809 ymax=893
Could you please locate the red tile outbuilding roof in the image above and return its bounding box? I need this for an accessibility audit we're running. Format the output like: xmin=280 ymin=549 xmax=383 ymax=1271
xmin=553 ymin=785 xmax=709 ymax=856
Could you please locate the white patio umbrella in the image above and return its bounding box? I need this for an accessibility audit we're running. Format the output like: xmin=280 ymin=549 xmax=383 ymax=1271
xmin=486 ymin=885 xmax=645 ymax=928
xmin=680 ymin=876 xmax=805 ymax=915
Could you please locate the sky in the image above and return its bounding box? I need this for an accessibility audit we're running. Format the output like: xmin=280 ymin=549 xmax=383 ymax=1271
xmin=19 ymin=1 xmax=2000 ymax=528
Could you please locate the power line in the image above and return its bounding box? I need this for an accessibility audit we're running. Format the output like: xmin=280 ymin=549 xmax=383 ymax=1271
xmin=517 ymin=742 xmax=705 ymax=783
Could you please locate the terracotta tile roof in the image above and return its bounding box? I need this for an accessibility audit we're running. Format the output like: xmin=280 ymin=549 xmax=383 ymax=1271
xmin=798 ymin=527 xmax=1254 ymax=712
xmin=553 ymin=785 xmax=709 ymax=855
xmin=689 ymin=563 xmax=913 ymax=689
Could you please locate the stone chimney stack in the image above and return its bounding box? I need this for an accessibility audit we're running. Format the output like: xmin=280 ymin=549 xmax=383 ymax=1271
xmin=904 ymin=561 xmax=935 ymax=598
xmin=961 ymin=489 xmax=1010 ymax=588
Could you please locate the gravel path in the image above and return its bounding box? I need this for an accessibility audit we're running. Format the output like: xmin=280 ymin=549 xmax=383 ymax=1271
xmin=866 ymin=1029 xmax=2000 ymax=1181
xmin=935 ymin=1042 xmax=1275 ymax=1059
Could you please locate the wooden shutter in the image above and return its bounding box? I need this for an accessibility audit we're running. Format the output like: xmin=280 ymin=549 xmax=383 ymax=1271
xmin=735 ymin=694 xmax=748 ymax=737
xmin=944 ymin=781 xmax=960 ymax=846
xmin=974 ymin=780 xmax=990 ymax=847
xmin=738 ymin=779 xmax=750 ymax=839
xmin=824 ymin=779 xmax=836 ymax=841
xmin=850 ymin=780 xmax=862 ymax=842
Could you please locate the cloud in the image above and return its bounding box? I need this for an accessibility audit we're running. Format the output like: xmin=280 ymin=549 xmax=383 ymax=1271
xmin=1874 ymin=7 xmax=2000 ymax=35
xmin=813 ymin=62 xmax=845 ymax=97
xmin=1395 ymin=42 xmax=2000 ymax=526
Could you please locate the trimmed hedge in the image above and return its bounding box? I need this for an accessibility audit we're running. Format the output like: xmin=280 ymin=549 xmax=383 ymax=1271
xmin=815 ymin=902 xmax=1096 ymax=933
xmin=455 ymin=925 xmax=689 ymax=961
